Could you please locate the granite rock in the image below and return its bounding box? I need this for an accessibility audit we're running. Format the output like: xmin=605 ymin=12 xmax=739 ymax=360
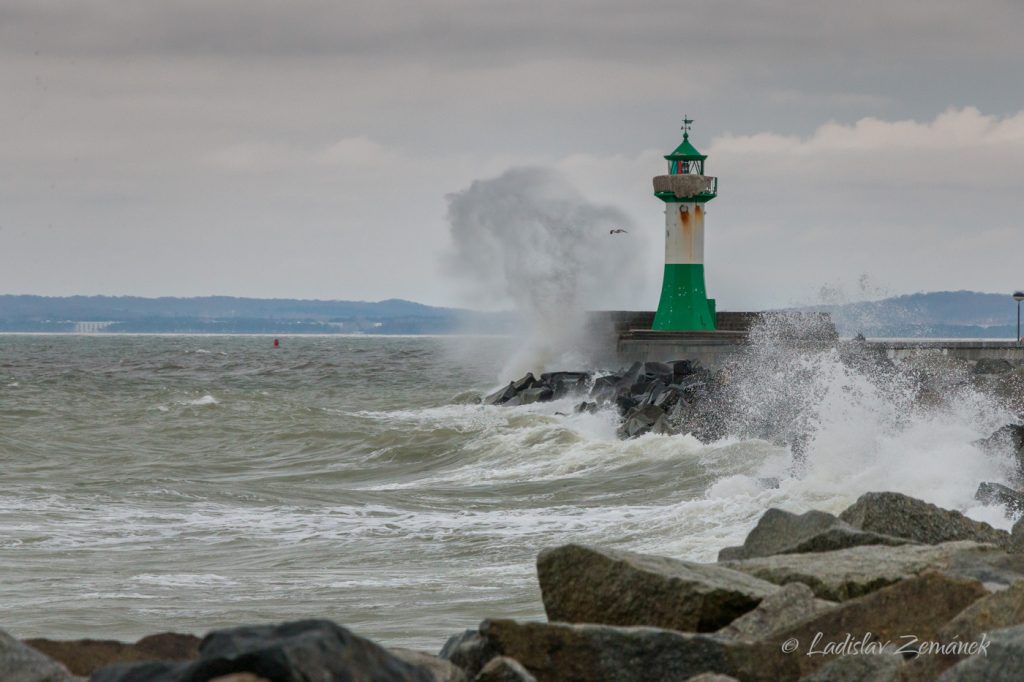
xmin=538 ymin=544 xmax=778 ymax=632
xmin=839 ymin=491 xmax=1009 ymax=547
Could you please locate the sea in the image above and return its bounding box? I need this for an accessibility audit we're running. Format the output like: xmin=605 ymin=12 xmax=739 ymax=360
xmin=0 ymin=333 xmax=1019 ymax=652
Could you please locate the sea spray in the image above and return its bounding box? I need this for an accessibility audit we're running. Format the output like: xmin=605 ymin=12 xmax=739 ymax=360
xmin=710 ymin=313 xmax=1018 ymax=517
xmin=443 ymin=167 xmax=646 ymax=378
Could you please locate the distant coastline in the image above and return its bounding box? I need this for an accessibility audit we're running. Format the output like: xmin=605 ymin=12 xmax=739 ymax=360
xmin=0 ymin=294 xmax=516 ymax=335
xmin=0 ymin=291 xmax=1020 ymax=338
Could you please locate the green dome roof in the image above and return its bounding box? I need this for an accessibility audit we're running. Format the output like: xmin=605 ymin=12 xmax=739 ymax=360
xmin=665 ymin=132 xmax=707 ymax=161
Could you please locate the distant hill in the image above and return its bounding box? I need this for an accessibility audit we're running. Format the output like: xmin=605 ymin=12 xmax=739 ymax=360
xmin=0 ymin=295 xmax=514 ymax=334
xmin=0 ymin=290 xmax=1019 ymax=337
xmin=808 ymin=290 xmax=1023 ymax=338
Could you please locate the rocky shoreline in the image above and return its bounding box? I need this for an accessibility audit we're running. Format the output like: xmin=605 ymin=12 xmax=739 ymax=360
xmin=5 ymin=487 xmax=1024 ymax=680
xmin=483 ymin=353 xmax=1024 ymax=446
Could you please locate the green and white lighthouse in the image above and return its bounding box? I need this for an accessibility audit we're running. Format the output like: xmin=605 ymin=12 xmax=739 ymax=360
xmin=651 ymin=118 xmax=718 ymax=331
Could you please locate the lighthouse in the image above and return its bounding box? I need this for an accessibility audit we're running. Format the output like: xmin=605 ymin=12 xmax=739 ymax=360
xmin=651 ymin=118 xmax=718 ymax=331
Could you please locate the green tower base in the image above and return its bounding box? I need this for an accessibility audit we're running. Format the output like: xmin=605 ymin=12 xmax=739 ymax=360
xmin=652 ymin=263 xmax=716 ymax=331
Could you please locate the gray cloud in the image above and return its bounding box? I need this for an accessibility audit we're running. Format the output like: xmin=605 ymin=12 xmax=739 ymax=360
xmin=1 ymin=1 xmax=1022 ymax=307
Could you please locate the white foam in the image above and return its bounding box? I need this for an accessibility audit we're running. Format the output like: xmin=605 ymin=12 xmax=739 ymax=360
xmin=133 ymin=573 xmax=239 ymax=588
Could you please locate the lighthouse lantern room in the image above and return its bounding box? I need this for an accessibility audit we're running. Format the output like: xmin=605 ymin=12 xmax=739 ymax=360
xmin=651 ymin=117 xmax=718 ymax=331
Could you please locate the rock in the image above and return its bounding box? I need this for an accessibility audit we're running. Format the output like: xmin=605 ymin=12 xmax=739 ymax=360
xmin=900 ymin=579 xmax=1024 ymax=680
xmin=628 ymin=377 xmax=657 ymax=397
xmin=936 ymin=623 xmax=1024 ymax=681
xmin=670 ymin=359 xmax=702 ymax=381
xmin=975 ymin=423 xmax=1024 ymax=455
xmin=484 ymin=383 xmax=518 ymax=406
xmin=652 ymin=386 xmax=681 ymax=409
xmin=974 ymin=359 xmax=1015 ymax=375
xmin=475 ymin=656 xmax=536 ymax=682
xmin=975 ymin=482 xmax=1024 ymax=514
xmin=588 ymin=374 xmax=621 ymax=401
xmin=573 ymin=401 xmax=598 ymax=414
xmin=1012 ymin=516 xmax=1024 ymax=553
xmin=518 ymin=387 xmax=553 ymax=405
xmin=798 ymin=654 xmax=902 ymax=681
xmin=537 ymin=544 xmax=778 ymax=633
xmin=478 ymin=619 xmax=798 ymax=682
xmin=650 ymin=415 xmax=673 ymax=435
xmin=613 ymin=394 xmax=638 ymax=415
xmin=770 ymin=572 xmax=987 ymax=678
xmin=0 ymin=629 xmax=78 ymax=682
xmin=642 ymin=361 xmax=674 ymax=384
xmin=539 ymin=372 xmax=589 ymax=399
xmin=92 ymin=620 xmax=438 ymax=682
xmin=390 ymin=648 xmax=466 ymax=682
xmin=511 ymin=373 xmax=537 ymax=392
xmin=617 ymin=405 xmax=668 ymax=438
xmin=439 ymin=630 xmax=498 ymax=680
xmin=23 ymin=633 xmax=199 ymax=677
xmin=839 ymin=491 xmax=1009 ymax=547
xmin=638 ymin=382 xmax=666 ymax=406
xmin=782 ymin=525 xmax=914 ymax=555
xmin=717 ymin=508 xmax=912 ymax=561
xmin=683 ymin=675 xmax=739 ymax=682
xmin=714 ymin=583 xmax=834 ymax=640
xmin=721 ymin=540 xmax=1017 ymax=601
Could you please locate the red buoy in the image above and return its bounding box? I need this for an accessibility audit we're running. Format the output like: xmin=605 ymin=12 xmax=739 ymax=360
xmin=273 ymin=338 xmax=280 ymax=348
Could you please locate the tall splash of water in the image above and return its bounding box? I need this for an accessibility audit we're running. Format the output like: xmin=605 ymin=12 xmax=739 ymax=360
xmin=713 ymin=313 xmax=1018 ymax=520
xmin=444 ymin=167 xmax=645 ymax=378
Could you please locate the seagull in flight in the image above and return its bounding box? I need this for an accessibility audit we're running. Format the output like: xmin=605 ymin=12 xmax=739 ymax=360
xmin=609 ymin=228 xmax=628 ymax=234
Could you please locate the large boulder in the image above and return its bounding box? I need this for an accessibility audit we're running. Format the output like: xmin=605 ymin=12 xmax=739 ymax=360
xmin=670 ymin=360 xmax=702 ymax=383
xmin=768 ymin=571 xmax=987 ymax=678
xmin=975 ymin=482 xmax=1024 ymax=515
xmin=717 ymin=508 xmax=912 ymax=561
xmin=23 ymin=633 xmax=199 ymax=677
xmin=484 ymin=383 xmax=518 ymax=406
xmin=838 ymin=492 xmax=1009 ymax=547
xmin=588 ymin=374 xmax=622 ymax=402
xmin=477 ymin=619 xmax=798 ymax=682
xmin=714 ymin=583 xmax=834 ymax=641
xmin=92 ymin=620 xmax=440 ymax=682
xmin=903 ymin=580 xmax=1024 ymax=680
xmin=641 ymin=362 xmax=674 ymax=384
xmin=936 ymin=623 xmax=1024 ymax=681
xmin=439 ymin=630 xmax=497 ymax=680
xmin=974 ymin=424 xmax=1024 ymax=471
xmin=617 ymin=405 xmax=670 ymax=438
xmin=538 ymin=544 xmax=778 ymax=632
xmin=517 ymin=387 xmax=553 ymax=405
xmin=0 ymin=629 xmax=79 ymax=682
xmin=721 ymin=540 xmax=1017 ymax=601
xmin=538 ymin=372 xmax=589 ymax=399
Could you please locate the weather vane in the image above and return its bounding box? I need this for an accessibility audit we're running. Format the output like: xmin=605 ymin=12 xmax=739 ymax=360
xmin=681 ymin=116 xmax=693 ymax=136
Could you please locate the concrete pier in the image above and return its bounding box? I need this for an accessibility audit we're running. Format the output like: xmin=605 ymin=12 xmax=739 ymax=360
xmin=595 ymin=311 xmax=1024 ymax=368
xmin=866 ymin=339 xmax=1024 ymax=362
xmin=617 ymin=329 xmax=748 ymax=367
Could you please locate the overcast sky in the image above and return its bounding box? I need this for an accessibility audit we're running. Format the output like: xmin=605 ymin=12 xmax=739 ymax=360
xmin=2 ymin=0 xmax=1023 ymax=311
